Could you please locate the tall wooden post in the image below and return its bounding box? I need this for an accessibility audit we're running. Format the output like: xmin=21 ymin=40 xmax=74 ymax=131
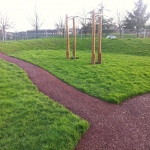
xmin=66 ymin=14 xmax=70 ymax=59
xmin=73 ymin=18 xmax=76 ymax=59
xmin=98 ymin=14 xmax=102 ymax=63
xmin=91 ymin=10 xmax=96 ymax=65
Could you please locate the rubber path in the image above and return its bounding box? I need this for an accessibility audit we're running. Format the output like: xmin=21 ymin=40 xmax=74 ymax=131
xmin=0 ymin=52 xmax=150 ymax=150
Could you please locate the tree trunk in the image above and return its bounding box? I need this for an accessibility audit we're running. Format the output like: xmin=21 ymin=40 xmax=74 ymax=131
xmin=120 ymin=29 xmax=122 ymax=38
xmin=84 ymin=28 xmax=87 ymax=38
xmin=36 ymin=29 xmax=38 ymax=39
xmin=63 ymin=29 xmax=65 ymax=38
xmin=2 ymin=29 xmax=6 ymax=41
xmin=85 ymin=32 xmax=87 ymax=38
xmin=136 ymin=30 xmax=139 ymax=38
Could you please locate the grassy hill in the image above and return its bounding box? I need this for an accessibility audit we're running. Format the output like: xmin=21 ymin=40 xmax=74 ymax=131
xmin=0 ymin=59 xmax=89 ymax=150
xmin=0 ymin=38 xmax=150 ymax=103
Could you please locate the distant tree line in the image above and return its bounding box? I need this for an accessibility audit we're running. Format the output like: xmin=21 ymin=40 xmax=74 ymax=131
xmin=55 ymin=0 xmax=150 ymax=38
xmin=0 ymin=0 xmax=150 ymax=41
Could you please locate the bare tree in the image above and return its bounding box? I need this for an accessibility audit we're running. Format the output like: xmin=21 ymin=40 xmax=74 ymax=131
xmin=27 ymin=7 xmax=44 ymax=39
xmin=78 ymin=9 xmax=91 ymax=37
xmin=115 ymin=9 xmax=125 ymax=38
xmin=55 ymin=16 xmax=65 ymax=38
xmin=0 ymin=13 xmax=13 ymax=41
xmin=96 ymin=3 xmax=115 ymax=36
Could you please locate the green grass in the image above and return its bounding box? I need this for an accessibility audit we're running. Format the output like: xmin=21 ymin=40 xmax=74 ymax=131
xmin=0 ymin=59 xmax=89 ymax=150
xmin=0 ymin=38 xmax=150 ymax=104
xmin=0 ymin=39 xmax=65 ymax=54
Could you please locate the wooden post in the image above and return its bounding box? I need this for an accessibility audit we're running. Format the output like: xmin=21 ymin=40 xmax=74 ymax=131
xmin=73 ymin=18 xmax=76 ymax=59
xmin=98 ymin=14 xmax=102 ymax=63
xmin=66 ymin=14 xmax=70 ymax=59
xmin=91 ymin=10 xmax=96 ymax=65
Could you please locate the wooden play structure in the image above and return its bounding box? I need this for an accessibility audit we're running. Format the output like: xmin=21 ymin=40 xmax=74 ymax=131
xmin=66 ymin=14 xmax=77 ymax=59
xmin=66 ymin=10 xmax=102 ymax=64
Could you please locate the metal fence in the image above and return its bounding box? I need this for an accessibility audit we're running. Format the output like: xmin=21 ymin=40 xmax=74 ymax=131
xmin=0 ymin=29 xmax=150 ymax=41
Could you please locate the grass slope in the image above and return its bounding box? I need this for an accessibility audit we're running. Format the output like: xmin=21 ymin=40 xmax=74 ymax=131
xmin=0 ymin=38 xmax=150 ymax=103
xmin=0 ymin=59 xmax=89 ymax=150
xmin=0 ymin=38 xmax=150 ymax=56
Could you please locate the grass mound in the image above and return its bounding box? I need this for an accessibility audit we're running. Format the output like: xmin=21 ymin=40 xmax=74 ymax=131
xmin=0 ymin=59 xmax=89 ymax=150
xmin=0 ymin=38 xmax=150 ymax=103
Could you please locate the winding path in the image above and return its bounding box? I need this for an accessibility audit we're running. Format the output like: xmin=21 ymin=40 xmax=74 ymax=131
xmin=0 ymin=52 xmax=150 ymax=150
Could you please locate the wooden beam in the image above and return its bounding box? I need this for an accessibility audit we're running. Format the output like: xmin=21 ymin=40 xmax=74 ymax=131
xmin=73 ymin=18 xmax=76 ymax=59
xmin=98 ymin=14 xmax=102 ymax=63
xmin=66 ymin=14 xmax=70 ymax=59
xmin=91 ymin=10 xmax=96 ymax=65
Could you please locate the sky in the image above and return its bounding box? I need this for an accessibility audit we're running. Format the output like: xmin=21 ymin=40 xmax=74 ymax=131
xmin=0 ymin=0 xmax=149 ymax=31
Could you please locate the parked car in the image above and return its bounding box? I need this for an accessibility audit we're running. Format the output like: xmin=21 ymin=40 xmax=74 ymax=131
xmin=106 ymin=35 xmax=116 ymax=39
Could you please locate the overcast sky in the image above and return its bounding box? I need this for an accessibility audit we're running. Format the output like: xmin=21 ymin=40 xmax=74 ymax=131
xmin=0 ymin=0 xmax=149 ymax=31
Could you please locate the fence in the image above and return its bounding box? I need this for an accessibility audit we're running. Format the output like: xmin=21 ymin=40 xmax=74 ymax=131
xmin=0 ymin=29 xmax=150 ymax=41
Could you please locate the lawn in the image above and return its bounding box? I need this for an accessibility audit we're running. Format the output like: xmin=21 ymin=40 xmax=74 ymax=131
xmin=0 ymin=38 xmax=150 ymax=103
xmin=0 ymin=59 xmax=89 ymax=150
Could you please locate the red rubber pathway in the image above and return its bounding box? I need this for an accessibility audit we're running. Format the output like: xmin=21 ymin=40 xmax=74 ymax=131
xmin=0 ymin=52 xmax=150 ymax=150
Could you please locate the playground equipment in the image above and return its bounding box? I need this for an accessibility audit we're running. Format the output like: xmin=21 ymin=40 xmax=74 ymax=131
xmin=66 ymin=10 xmax=102 ymax=64
xmin=66 ymin=15 xmax=79 ymax=59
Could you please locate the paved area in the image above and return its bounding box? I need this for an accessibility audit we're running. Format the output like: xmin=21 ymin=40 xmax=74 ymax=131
xmin=0 ymin=52 xmax=150 ymax=150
